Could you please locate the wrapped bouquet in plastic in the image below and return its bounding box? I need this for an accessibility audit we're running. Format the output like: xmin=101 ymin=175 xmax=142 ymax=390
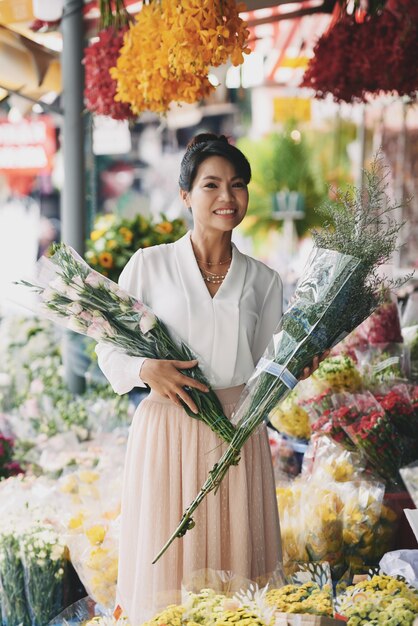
xmin=154 ymin=157 xmax=409 ymax=562
xmin=17 ymin=245 xmax=235 ymax=444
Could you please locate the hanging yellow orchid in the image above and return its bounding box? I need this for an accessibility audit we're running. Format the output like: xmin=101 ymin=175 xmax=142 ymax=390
xmin=111 ymin=0 xmax=250 ymax=114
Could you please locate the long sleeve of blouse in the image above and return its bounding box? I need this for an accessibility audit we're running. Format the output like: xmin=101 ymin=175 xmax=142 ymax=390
xmin=95 ymin=232 xmax=283 ymax=395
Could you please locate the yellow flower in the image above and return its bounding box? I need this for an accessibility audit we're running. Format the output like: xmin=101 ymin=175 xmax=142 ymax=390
xmin=86 ymin=524 xmax=107 ymax=546
xmin=90 ymin=229 xmax=106 ymax=242
xmin=112 ymin=0 xmax=250 ymax=114
xmin=119 ymin=227 xmax=134 ymax=243
xmin=270 ymin=397 xmax=311 ymax=440
xmin=154 ymin=221 xmax=174 ymax=234
xmin=106 ymin=239 xmax=118 ymax=250
xmin=98 ymin=252 xmax=114 ymax=269
xmin=60 ymin=475 xmax=78 ymax=494
xmin=78 ymin=470 xmax=100 ymax=484
xmin=68 ymin=512 xmax=85 ymax=530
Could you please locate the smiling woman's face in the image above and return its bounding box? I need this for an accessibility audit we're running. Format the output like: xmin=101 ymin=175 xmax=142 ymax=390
xmin=181 ymin=156 xmax=249 ymax=235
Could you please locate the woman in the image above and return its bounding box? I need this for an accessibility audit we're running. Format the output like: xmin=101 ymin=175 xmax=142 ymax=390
xmin=96 ymin=134 xmax=317 ymax=624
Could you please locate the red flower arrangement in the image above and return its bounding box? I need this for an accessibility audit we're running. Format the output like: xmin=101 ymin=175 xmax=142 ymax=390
xmin=84 ymin=26 xmax=135 ymax=120
xmin=312 ymin=405 xmax=358 ymax=451
xmin=333 ymin=296 xmax=402 ymax=361
xmin=83 ymin=1 xmax=135 ymax=120
xmin=301 ymin=0 xmax=418 ymax=103
xmin=0 ymin=434 xmax=22 ymax=480
xmin=375 ymin=384 xmax=415 ymax=436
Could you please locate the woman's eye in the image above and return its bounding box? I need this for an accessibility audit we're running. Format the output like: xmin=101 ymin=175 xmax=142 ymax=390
xmin=233 ymin=181 xmax=246 ymax=188
xmin=204 ymin=183 xmax=217 ymax=188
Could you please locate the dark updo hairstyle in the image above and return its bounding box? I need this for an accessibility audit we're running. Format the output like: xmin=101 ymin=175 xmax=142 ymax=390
xmin=178 ymin=133 xmax=251 ymax=192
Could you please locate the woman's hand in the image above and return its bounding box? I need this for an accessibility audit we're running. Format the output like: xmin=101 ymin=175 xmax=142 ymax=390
xmin=299 ymin=350 xmax=330 ymax=381
xmin=140 ymin=358 xmax=209 ymax=414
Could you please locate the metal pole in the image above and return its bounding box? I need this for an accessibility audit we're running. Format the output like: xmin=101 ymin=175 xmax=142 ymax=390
xmin=61 ymin=0 xmax=86 ymax=394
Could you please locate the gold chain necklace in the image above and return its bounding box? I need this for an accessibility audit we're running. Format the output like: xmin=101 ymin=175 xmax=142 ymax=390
xmin=200 ymin=270 xmax=228 ymax=284
xmin=198 ymin=265 xmax=229 ymax=284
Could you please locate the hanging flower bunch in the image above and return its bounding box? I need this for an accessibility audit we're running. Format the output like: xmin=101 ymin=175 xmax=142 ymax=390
xmin=301 ymin=0 xmax=418 ymax=103
xmin=83 ymin=1 xmax=136 ymax=120
xmin=111 ymin=0 xmax=250 ymax=114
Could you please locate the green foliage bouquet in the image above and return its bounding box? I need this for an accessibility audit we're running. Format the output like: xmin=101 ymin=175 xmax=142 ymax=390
xmin=153 ymin=157 xmax=411 ymax=562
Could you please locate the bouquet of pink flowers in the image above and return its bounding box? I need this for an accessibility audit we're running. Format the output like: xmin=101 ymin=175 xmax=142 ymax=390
xmin=17 ymin=244 xmax=235 ymax=443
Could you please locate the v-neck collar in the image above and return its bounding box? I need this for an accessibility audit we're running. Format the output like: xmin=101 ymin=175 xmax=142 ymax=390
xmin=174 ymin=231 xmax=248 ymax=385
xmin=175 ymin=231 xmax=246 ymax=302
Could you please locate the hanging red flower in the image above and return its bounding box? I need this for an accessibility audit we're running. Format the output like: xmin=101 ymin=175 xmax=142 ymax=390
xmin=300 ymin=0 xmax=418 ymax=103
xmin=83 ymin=25 xmax=135 ymax=120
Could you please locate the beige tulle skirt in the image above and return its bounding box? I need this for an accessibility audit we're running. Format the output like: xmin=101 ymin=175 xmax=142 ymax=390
xmin=117 ymin=386 xmax=282 ymax=625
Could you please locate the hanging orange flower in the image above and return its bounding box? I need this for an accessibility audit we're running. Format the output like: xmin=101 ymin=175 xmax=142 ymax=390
xmin=111 ymin=0 xmax=250 ymax=114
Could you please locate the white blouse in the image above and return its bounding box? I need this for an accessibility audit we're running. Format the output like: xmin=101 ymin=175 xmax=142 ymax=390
xmin=96 ymin=231 xmax=283 ymax=394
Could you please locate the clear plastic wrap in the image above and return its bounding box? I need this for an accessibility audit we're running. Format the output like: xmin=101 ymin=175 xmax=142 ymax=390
xmin=65 ymin=517 xmax=119 ymax=611
xmin=332 ymin=293 xmax=403 ymax=361
xmin=339 ymin=480 xmax=385 ymax=572
xmin=400 ymin=461 xmax=418 ymax=508
xmin=354 ymin=343 xmax=410 ymax=387
xmin=302 ymin=436 xmax=365 ymax=483
xmin=340 ymin=391 xmax=404 ymax=482
xmin=17 ymin=244 xmax=235 ymax=444
xmin=267 ymin=428 xmax=303 ymax=482
xmin=277 ymin=480 xmax=346 ymax=580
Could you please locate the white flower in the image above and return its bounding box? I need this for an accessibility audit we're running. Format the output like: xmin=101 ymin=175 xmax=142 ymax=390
xmin=80 ymin=311 xmax=93 ymax=323
xmin=68 ymin=317 xmax=85 ymax=333
xmin=86 ymin=323 xmax=104 ymax=340
xmin=85 ymin=272 xmax=103 ymax=288
xmin=115 ymin=288 xmax=130 ymax=302
xmin=42 ymin=287 xmax=55 ymax=302
xmin=66 ymin=286 xmax=81 ymax=301
xmin=139 ymin=311 xmax=157 ymax=334
xmin=50 ymin=543 xmax=65 ymax=561
xmin=102 ymin=321 xmax=116 ymax=338
xmin=73 ymin=275 xmax=84 ymax=288
xmin=50 ymin=276 xmax=68 ymax=294
xmin=68 ymin=302 xmax=83 ymax=315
